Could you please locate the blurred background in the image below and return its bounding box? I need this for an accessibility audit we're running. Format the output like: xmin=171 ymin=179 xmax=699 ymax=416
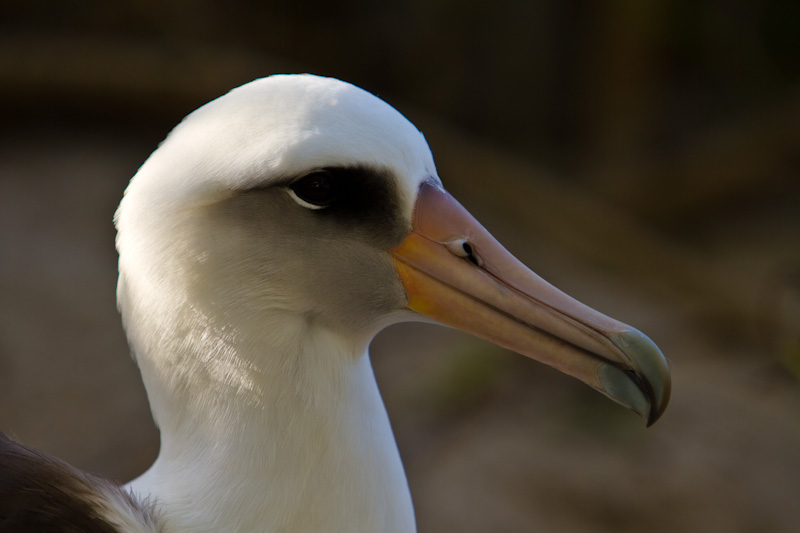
xmin=1 ymin=1 xmax=799 ymax=531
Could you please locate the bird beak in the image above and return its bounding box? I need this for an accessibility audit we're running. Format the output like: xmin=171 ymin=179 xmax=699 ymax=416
xmin=390 ymin=181 xmax=671 ymax=425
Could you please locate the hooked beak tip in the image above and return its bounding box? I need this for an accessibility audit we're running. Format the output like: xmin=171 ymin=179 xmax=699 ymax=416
xmin=600 ymin=329 xmax=671 ymax=426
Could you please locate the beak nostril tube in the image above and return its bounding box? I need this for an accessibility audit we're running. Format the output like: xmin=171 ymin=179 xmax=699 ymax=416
xmin=462 ymin=242 xmax=480 ymax=266
xmin=445 ymin=239 xmax=482 ymax=266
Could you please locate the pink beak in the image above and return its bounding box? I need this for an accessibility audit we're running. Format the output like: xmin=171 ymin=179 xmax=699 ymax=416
xmin=391 ymin=181 xmax=670 ymax=425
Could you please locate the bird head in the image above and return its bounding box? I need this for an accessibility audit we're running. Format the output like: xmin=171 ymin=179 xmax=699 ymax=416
xmin=115 ymin=74 xmax=669 ymax=425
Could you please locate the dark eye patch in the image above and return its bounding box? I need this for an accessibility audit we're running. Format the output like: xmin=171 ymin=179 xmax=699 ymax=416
xmin=242 ymin=165 xmax=408 ymax=248
xmin=292 ymin=167 xmax=400 ymax=224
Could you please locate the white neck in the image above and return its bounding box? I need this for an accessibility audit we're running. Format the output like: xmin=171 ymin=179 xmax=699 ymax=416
xmin=125 ymin=312 xmax=415 ymax=533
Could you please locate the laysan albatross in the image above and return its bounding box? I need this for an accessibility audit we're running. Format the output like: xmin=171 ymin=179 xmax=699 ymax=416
xmin=0 ymin=74 xmax=670 ymax=532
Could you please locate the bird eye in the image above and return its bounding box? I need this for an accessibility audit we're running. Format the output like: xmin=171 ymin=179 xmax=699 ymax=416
xmin=288 ymin=171 xmax=338 ymax=209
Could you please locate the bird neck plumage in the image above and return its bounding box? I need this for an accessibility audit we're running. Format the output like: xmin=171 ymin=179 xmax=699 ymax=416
xmin=125 ymin=309 xmax=415 ymax=533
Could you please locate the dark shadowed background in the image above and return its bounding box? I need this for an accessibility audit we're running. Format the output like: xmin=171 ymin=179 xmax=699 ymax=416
xmin=1 ymin=1 xmax=799 ymax=531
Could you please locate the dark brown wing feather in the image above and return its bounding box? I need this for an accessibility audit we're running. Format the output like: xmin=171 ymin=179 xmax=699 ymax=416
xmin=0 ymin=431 xmax=161 ymax=533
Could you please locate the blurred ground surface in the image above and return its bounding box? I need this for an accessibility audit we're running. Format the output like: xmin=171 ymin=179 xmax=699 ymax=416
xmin=2 ymin=4 xmax=800 ymax=531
